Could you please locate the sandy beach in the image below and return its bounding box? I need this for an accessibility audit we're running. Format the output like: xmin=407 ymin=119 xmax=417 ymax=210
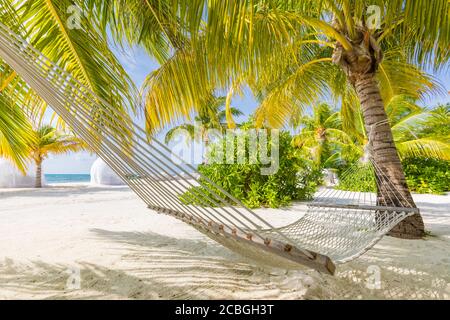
xmin=0 ymin=183 xmax=449 ymax=299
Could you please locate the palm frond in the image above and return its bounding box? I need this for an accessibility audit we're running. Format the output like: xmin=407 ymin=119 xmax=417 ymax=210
xmin=396 ymin=138 xmax=450 ymax=161
xmin=164 ymin=124 xmax=195 ymax=144
xmin=142 ymin=40 xmax=214 ymax=134
xmin=1 ymin=0 xmax=137 ymax=138
xmin=85 ymin=0 xmax=185 ymax=63
xmin=254 ymin=58 xmax=333 ymax=128
xmin=378 ymin=49 xmax=444 ymax=103
xmin=0 ymin=94 xmax=34 ymax=172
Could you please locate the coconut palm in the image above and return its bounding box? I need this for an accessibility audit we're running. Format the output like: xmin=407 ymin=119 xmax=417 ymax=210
xmin=133 ymin=0 xmax=449 ymax=238
xmin=29 ymin=125 xmax=84 ymax=188
xmin=292 ymin=102 xmax=355 ymax=168
xmin=164 ymin=95 xmax=243 ymax=146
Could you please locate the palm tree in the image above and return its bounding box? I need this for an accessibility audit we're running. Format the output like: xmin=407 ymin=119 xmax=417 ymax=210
xmin=133 ymin=1 xmax=449 ymax=238
xmin=29 ymin=125 xmax=84 ymax=188
xmin=291 ymin=102 xmax=354 ymax=168
xmin=165 ymin=96 xmax=243 ymax=146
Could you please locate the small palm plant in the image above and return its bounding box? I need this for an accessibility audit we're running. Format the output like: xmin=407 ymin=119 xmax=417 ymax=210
xmin=30 ymin=125 xmax=84 ymax=188
xmin=165 ymin=95 xmax=243 ymax=148
xmin=292 ymin=103 xmax=355 ymax=168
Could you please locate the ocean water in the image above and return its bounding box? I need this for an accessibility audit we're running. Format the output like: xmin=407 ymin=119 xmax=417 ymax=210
xmin=45 ymin=174 xmax=91 ymax=184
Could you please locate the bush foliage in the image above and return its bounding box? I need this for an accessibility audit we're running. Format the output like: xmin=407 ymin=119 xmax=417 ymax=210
xmin=180 ymin=130 xmax=321 ymax=208
xmin=336 ymin=162 xmax=377 ymax=193
xmin=403 ymin=158 xmax=450 ymax=194
xmin=336 ymin=158 xmax=450 ymax=195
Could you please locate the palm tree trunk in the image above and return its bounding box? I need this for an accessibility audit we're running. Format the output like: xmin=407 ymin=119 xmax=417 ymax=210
xmin=35 ymin=159 xmax=43 ymax=188
xmin=203 ymin=134 xmax=209 ymax=164
xmin=354 ymin=72 xmax=425 ymax=239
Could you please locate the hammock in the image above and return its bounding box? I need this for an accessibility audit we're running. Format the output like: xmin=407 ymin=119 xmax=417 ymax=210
xmin=0 ymin=23 xmax=418 ymax=275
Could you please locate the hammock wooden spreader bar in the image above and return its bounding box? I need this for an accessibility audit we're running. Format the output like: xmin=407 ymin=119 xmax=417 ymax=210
xmin=0 ymin=22 xmax=417 ymax=276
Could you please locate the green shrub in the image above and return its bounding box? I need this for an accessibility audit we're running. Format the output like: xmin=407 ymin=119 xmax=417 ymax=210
xmin=335 ymin=157 xmax=450 ymax=195
xmin=336 ymin=162 xmax=377 ymax=192
xmin=403 ymin=157 xmax=450 ymax=194
xmin=180 ymin=130 xmax=322 ymax=208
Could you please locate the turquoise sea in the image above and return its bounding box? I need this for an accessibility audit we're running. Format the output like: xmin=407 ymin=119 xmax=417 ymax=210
xmin=45 ymin=174 xmax=91 ymax=184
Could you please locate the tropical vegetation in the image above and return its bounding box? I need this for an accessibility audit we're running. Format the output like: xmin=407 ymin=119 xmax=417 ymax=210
xmin=403 ymin=157 xmax=450 ymax=195
xmin=294 ymin=99 xmax=450 ymax=194
xmin=181 ymin=127 xmax=321 ymax=208
xmin=128 ymin=0 xmax=449 ymax=239
xmin=181 ymin=100 xmax=449 ymax=208
xmin=0 ymin=0 xmax=134 ymax=184
xmin=291 ymin=102 xmax=355 ymax=168
xmin=0 ymin=0 xmax=449 ymax=238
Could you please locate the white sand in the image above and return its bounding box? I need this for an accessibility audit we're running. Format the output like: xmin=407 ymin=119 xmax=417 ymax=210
xmin=0 ymin=184 xmax=449 ymax=299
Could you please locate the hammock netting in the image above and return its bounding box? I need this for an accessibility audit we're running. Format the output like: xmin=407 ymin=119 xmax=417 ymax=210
xmin=0 ymin=22 xmax=418 ymax=275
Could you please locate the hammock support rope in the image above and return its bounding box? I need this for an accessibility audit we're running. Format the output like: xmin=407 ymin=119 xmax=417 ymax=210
xmin=0 ymin=23 xmax=418 ymax=275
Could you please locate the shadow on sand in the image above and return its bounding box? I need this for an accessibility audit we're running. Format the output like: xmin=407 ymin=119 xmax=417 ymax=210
xmin=1 ymin=227 xmax=449 ymax=299
xmin=0 ymin=229 xmax=321 ymax=299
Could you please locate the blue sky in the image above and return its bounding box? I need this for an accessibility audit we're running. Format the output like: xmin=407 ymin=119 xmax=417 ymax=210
xmin=44 ymin=47 xmax=449 ymax=174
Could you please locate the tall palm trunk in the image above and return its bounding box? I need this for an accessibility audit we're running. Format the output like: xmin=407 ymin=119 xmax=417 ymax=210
xmin=35 ymin=158 xmax=43 ymax=188
xmin=333 ymin=30 xmax=425 ymax=239
xmin=354 ymin=73 xmax=425 ymax=238
xmin=203 ymin=132 xmax=209 ymax=164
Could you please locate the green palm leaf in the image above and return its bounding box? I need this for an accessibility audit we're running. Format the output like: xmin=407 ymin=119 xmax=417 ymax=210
xmin=0 ymin=94 xmax=34 ymax=172
xmin=1 ymin=0 xmax=136 ymax=138
xmin=164 ymin=124 xmax=195 ymax=144
xmin=396 ymin=139 xmax=450 ymax=161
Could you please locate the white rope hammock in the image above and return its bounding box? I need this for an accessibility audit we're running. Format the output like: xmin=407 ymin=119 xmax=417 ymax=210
xmin=0 ymin=23 xmax=418 ymax=275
